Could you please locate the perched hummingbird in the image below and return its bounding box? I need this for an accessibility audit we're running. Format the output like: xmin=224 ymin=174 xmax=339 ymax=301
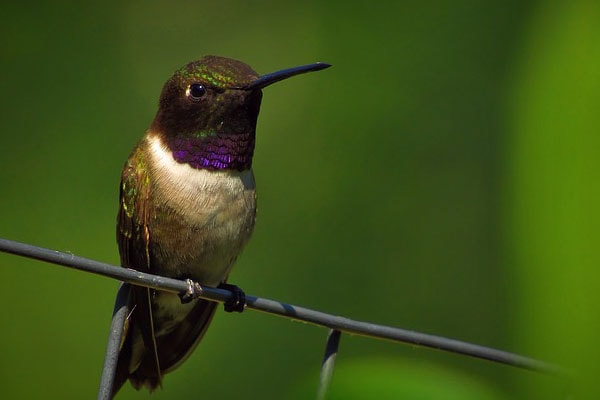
xmin=112 ymin=56 xmax=330 ymax=396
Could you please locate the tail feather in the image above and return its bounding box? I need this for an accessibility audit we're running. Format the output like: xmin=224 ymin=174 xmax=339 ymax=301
xmin=111 ymin=288 xmax=218 ymax=398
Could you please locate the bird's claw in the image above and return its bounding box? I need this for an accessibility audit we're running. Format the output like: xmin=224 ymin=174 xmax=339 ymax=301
xmin=179 ymin=279 xmax=202 ymax=304
xmin=218 ymin=283 xmax=246 ymax=313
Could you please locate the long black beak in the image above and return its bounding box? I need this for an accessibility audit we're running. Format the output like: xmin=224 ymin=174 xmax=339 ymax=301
xmin=243 ymin=62 xmax=331 ymax=90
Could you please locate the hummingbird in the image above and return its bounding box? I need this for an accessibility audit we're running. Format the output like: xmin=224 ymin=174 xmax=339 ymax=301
xmin=112 ymin=55 xmax=330 ymax=396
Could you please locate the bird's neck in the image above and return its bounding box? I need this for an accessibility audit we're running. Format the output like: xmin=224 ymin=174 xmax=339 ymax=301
xmin=158 ymin=130 xmax=255 ymax=171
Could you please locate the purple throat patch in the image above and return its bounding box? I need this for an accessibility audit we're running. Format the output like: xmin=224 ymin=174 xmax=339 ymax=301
xmin=166 ymin=132 xmax=255 ymax=170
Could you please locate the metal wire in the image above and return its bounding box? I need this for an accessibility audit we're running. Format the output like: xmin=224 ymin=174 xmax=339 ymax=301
xmin=97 ymin=283 xmax=130 ymax=400
xmin=317 ymin=330 xmax=342 ymax=400
xmin=0 ymin=237 xmax=566 ymax=377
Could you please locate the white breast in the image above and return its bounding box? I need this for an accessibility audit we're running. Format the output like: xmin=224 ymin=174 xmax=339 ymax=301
xmin=147 ymin=134 xmax=256 ymax=225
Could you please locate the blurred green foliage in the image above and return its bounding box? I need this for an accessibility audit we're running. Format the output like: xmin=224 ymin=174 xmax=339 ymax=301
xmin=0 ymin=1 xmax=598 ymax=399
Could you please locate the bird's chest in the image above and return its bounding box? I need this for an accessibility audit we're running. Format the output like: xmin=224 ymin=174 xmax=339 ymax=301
xmin=148 ymin=159 xmax=256 ymax=284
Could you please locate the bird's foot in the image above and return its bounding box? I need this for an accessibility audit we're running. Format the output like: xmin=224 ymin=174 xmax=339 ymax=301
xmin=179 ymin=279 xmax=203 ymax=304
xmin=218 ymin=283 xmax=246 ymax=313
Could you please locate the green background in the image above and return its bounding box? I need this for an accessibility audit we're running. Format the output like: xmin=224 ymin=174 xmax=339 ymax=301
xmin=1 ymin=1 xmax=598 ymax=399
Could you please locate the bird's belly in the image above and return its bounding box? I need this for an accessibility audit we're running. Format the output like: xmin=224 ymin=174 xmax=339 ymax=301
xmin=148 ymin=170 xmax=256 ymax=337
xmin=149 ymin=168 xmax=257 ymax=287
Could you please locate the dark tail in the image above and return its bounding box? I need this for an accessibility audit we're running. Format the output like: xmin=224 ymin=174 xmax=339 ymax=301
xmin=111 ymin=288 xmax=218 ymax=398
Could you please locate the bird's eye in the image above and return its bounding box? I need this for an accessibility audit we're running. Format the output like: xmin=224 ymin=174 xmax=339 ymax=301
xmin=187 ymin=83 xmax=206 ymax=100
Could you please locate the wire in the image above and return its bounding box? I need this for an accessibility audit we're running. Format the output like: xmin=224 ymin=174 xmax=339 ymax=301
xmin=0 ymin=237 xmax=565 ymax=376
xmin=318 ymin=329 xmax=342 ymax=400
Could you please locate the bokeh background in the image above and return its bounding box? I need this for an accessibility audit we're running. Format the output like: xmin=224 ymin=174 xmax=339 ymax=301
xmin=1 ymin=1 xmax=598 ymax=399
